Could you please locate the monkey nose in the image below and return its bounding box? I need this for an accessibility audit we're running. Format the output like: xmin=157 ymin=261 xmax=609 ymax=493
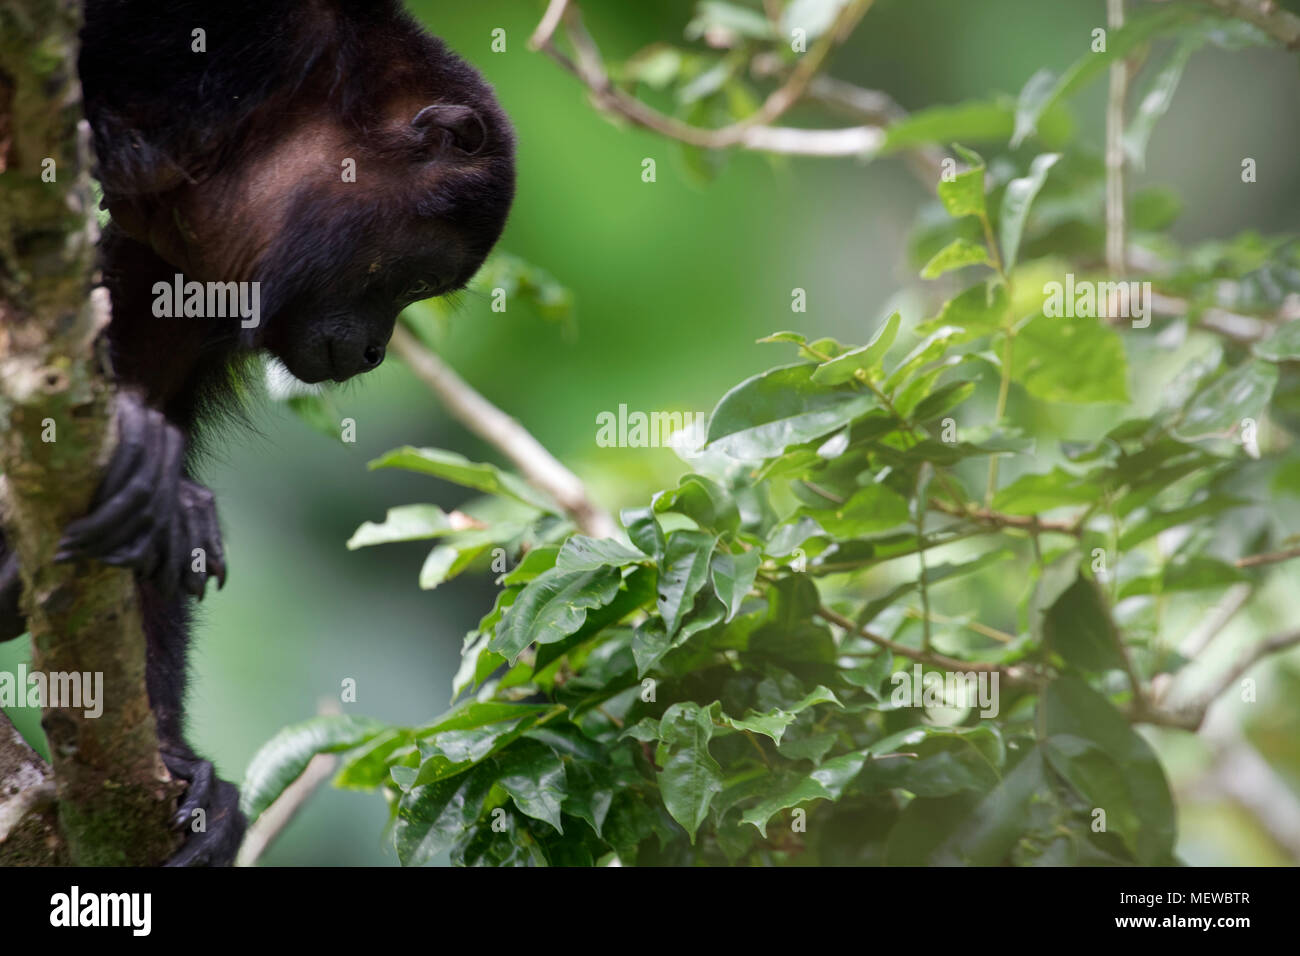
xmin=328 ymin=335 xmax=387 ymax=381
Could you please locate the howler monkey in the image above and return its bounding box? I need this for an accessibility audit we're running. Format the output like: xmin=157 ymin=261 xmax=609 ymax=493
xmin=0 ymin=0 xmax=515 ymax=865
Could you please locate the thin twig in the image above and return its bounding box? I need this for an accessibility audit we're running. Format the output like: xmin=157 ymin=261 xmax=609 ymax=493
xmin=236 ymin=751 xmax=337 ymax=867
xmin=1141 ymin=628 xmax=1300 ymax=730
xmin=1187 ymin=0 xmax=1300 ymax=48
xmin=749 ymin=57 xmax=946 ymax=181
xmin=1151 ymin=582 xmax=1251 ymax=704
xmin=531 ymin=0 xmax=883 ymax=157
xmin=391 ymin=325 xmax=616 ymax=538
xmin=1196 ymin=630 xmax=1300 ymax=713
xmin=1236 ymin=544 xmax=1300 ymax=568
xmin=1105 ymin=0 xmax=1129 ymax=275
xmin=814 ymin=604 xmax=1035 ymax=687
xmin=928 ymin=499 xmax=1081 ymax=535
xmin=903 ymin=606 xmax=1015 ymax=644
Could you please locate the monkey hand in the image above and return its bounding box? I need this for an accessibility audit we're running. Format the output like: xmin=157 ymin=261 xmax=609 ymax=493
xmin=161 ymin=748 xmax=247 ymax=867
xmin=54 ymin=391 xmax=227 ymax=598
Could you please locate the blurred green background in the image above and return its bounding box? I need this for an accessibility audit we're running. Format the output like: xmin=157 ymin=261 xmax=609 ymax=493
xmin=5 ymin=0 xmax=1298 ymax=865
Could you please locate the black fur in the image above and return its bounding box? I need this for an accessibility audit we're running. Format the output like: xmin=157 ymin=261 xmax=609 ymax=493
xmin=0 ymin=0 xmax=515 ymax=865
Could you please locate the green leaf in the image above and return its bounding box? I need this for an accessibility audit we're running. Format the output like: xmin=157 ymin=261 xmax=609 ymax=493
xmin=686 ymin=1 xmax=775 ymax=40
xmin=655 ymin=474 xmax=740 ymax=535
xmin=739 ymin=750 xmax=868 ymax=837
xmin=918 ymin=281 xmax=1009 ymax=339
xmin=810 ymin=312 xmax=901 ymax=385
xmin=1124 ymin=35 xmax=1203 ymax=171
xmin=368 ymin=446 xmax=556 ymax=513
xmin=864 ymin=735 xmax=1000 ymax=798
xmin=1010 ymin=5 xmax=1192 ymax=147
xmin=706 ymin=364 xmax=877 ymax=459
xmin=284 ymin=393 xmax=341 ymax=439
xmin=470 ymin=251 xmax=574 ymax=323
xmin=241 ymin=715 xmax=387 ymax=820
xmin=333 ymin=729 xmax=415 ymax=790
xmin=420 ymin=701 xmax=554 ymax=736
xmin=556 ymin=535 xmax=647 ymax=572
xmin=500 ymin=546 xmax=560 ymax=585
xmin=562 ymin=761 xmax=616 ymax=837
xmin=1010 ymin=313 xmax=1129 ymax=404
xmin=781 ymin=0 xmax=853 ymax=40
xmin=882 ymin=98 xmax=1073 ymax=153
xmin=495 ymin=740 xmax=568 ymax=833
xmin=621 ymin=505 xmax=666 ymax=563
xmin=394 ymin=764 xmax=494 ymax=866
xmin=911 ymin=380 xmax=977 ymax=422
xmin=999 ymin=153 xmax=1060 ymax=271
xmin=347 ymin=504 xmax=456 ymax=549
xmin=1254 ymin=320 xmax=1300 ymax=362
xmin=1120 ymin=555 xmax=1247 ymax=598
xmin=921 ymin=238 xmax=991 ymax=278
xmin=936 ymin=146 xmax=986 ymax=218
xmin=1028 ymin=550 xmax=1082 ymax=641
xmin=657 ymin=530 xmax=717 ymax=638
xmin=1043 ymin=575 xmax=1125 ymax=673
xmin=927 ymin=748 xmax=1050 ymax=865
xmin=1118 ymin=495 xmax=1244 ymax=550
xmin=710 ymin=547 xmax=761 ymax=622
xmin=992 ymin=467 xmax=1100 ymax=514
xmin=884 ymin=326 xmax=965 ymax=392
xmin=417 ymin=527 xmax=520 ymax=590
xmin=533 ymin=566 xmax=658 ymax=673
xmin=713 ymin=685 xmax=841 ymax=746
xmin=491 ymin=565 xmax=623 ymax=660
xmin=804 ymin=482 xmax=910 ymax=537
xmin=1042 ymin=676 xmax=1177 ymax=864
xmin=656 ymin=703 xmax=724 ymax=843
xmin=1172 ymin=360 xmax=1277 ymax=439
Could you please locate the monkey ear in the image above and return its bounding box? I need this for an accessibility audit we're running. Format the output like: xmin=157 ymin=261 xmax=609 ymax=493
xmin=411 ymin=104 xmax=487 ymax=156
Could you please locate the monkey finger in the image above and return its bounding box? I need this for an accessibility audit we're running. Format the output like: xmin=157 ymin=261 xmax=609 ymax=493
xmin=57 ymin=408 xmax=171 ymax=553
xmin=161 ymin=750 xmax=214 ymax=832
xmin=181 ymin=480 xmax=225 ymax=593
xmin=88 ymin=392 xmax=150 ymax=506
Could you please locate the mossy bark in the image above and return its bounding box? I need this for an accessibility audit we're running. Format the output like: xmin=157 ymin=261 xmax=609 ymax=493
xmin=0 ymin=0 xmax=182 ymax=865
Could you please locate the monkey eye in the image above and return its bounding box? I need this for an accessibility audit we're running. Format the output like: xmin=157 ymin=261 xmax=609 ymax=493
xmin=402 ymin=280 xmax=437 ymax=302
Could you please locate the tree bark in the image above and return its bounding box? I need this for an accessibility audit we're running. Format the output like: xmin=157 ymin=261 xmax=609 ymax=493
xmin=0 ymin=0 xmax=180 ymax=865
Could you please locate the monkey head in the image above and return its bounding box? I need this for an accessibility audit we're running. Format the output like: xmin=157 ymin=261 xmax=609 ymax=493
xmin=105 ymin=37 xmax=516 ymax=385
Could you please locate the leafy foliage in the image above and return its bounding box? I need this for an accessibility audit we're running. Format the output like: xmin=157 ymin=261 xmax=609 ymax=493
xmin=244 ymin=1 xmax=1300 ymax=865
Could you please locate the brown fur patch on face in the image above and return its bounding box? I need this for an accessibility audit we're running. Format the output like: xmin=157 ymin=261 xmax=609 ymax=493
xmin=114 ymin=117 xmax=353 ymax=282
xmin=186 ymin=118 xmax=353 ymax=280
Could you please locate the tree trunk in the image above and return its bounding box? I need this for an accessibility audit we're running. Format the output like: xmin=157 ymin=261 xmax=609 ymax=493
xmin=0 ymin=0 xmax=180 ymax=866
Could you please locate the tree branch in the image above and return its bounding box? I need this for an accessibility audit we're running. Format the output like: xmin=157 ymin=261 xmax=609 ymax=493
xmin=0 ymin=0 xmax=181 ymax=865
xmin=1235 ymin=544 xmax=1300 ymax=568
xmin=0 ymin=711 xmax=64 ymax=864
xmin=1136 ymin=628 xmax=1300 ymax=730
xmin=390 ymin=324 xmax=615 ymax=538
xmin=529 ymin=0 xmax=883 ymax=157
xmin=1197 ymin=706 xmax=1300 ymax=861
xmin=1187 ymin=0 xmax=1300 ymax=48
xmin=1105 ymin=0 xmax=1129 ymax=275
xmin=813 ymin=603 xmax=1037 ymax=688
